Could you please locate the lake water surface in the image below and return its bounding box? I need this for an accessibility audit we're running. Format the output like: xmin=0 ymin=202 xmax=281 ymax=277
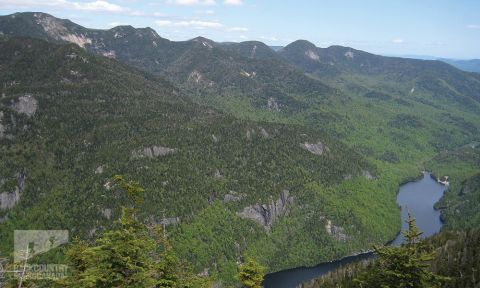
xmin=263 ymin=172 xmax=446 ymax=288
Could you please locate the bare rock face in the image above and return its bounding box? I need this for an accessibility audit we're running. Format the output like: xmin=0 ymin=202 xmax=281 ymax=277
xmin=150 ymin=215 xmax=180 ymax=226
xmin=214 ymin=169 xmax=223 ymax=178
xmin=246 ymin=127 xmax=271 ymax=140
xmin=0 ymin=190 xmax=20 ymax=210
xmin=95 ymin=165 xmax=105 ymax=174
xmin=246 ymin=129 xmax=255 ymax=140
xmin=301 ymin=142 xmax=327 ymax=155
xmin=187 ymin=70 xmax=214 ymax=87
xmin=0 ymin=111 xmax=5 ymax=138
xmin=88 ymin=228 xmax=98 ymax=238
xmin=237 ymin=190 xmax=293 ymax=231
xmin=101 ymin=208 xmax=112 ymax=220
xmin=34 ymin=13 xmax=92 ymax=48
xmin=223 ymin=191 xmax=244 ymax=203
xmin=344 ymin=51 xmax=354 ymax=59
xmin=132 ymin=146 xmax=176 ymax=159
xmin=102 ymin=50 xmax=116 ymax=59
xmin=325 ymin=219 xmax=349 ymax=241
xmin=267 ymin=97 xmax=280 ymax=112
xmin=188 ymin=70 xmax=203 ymax=84
xmin=259 ymin=127 xmax=270 ymax=138
xmin=104 ymin=180 xmax=113 ymax=191
xmin=363 ymin=170 xmax=376 ymax=180
xmin=305 ymin=50 xmax=320 ymax=61
xmin=0 ymin=169 xmax=26 ymax=210
xmin=13 ymin=95 xmax=38 ymax=117
xmin=162 ymin=217 xmax=180 ymax=225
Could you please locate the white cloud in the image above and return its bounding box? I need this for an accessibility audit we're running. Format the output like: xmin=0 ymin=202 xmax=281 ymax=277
xmin=167 ymin=0 xmax=241 ymax=6
xmin=156 ymin=19 xmax=223 ymax=28
xmin=195 ymin=9 xmax=215 ymax=14
xmin=260 ymin=35 xmax=278 ymax=42
xmin=392 ymin=38 xmax=404 ymax=44
xmin=224 ymin=0 xmax=242 ymax=5
xmin=72 ymin=1 xmax=125 ymax=12
xmin=167 ymin=0 xmax=216 ymax=5
xmin=0 ymin=0 xmax=129 ymax=13
xmin=108 ymin=21 xmax=128 ymax=27
xmin=466 ymin=24 xmax=480 ymax=29
xmin=228 ymin=26 xmax=248 ymax=32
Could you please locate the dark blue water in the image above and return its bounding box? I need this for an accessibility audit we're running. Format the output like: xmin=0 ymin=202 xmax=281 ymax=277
xmin=263 ymin=172 xmax=446 ymax=288
xmin=390 ymin=172 xmax=445 ymax=246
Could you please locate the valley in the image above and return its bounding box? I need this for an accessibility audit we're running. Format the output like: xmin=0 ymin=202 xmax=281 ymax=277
xmin=0 ymin=11 xmax=479 ymax=287
xmin=265 ymin=172 xmax=447 ymax=288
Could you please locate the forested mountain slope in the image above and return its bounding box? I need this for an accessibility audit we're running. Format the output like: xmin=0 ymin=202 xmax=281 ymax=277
xmin=0 ymin=37 xmax=400 ymax=283
xmin=2 ymin=11 xmax=480 ymax=284
xmin=0 ymin=12 xmax=337 ymax=116
xmin=2 ymin=12 xmax=480 ymax=169
xmin=426 ymin=143 xmax=480 ymax=229
xmin=279 ymin=39 xmax=480 ymax=110
xmin=276 ymin=40 xmax=480 ymax=163
xmin=301 ymin=229 xmax=480 ymax=288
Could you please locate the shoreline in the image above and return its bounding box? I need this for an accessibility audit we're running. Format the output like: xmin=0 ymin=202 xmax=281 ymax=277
xmin=265 ymin=171 xmax=446 ymax=287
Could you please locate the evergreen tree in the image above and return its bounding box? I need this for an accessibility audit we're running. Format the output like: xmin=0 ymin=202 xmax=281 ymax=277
xmin=355 ymin=213 xmax=447 ymax=288
xmin=237 ymin=258 xmax=265 ymax=288
xmin=61 ymin=176 xmax=210 ymax=288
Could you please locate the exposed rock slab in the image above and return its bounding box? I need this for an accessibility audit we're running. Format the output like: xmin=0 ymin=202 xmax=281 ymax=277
xmin=101 ymin=208 xmax=112 ymax=220
xmin=260 ymin=127 xmax=270 ymax=138
xmin=0 ymin=111 xmax=5 ymax=138
xmin=160 ymin=217 xmax=180 ymax=225
xmin=325 ymin=219 xmax=349 ymax=241
xmin=223 ymin=191 xmax=244 ymax=203
xmin=0 ymin=169 xmax=26 ymax=210
xmin=13 ymin=95 xmax=38 ymax=117
xmin=363 ymin=170 xmax=376 ymax=180
xmin=149 ymin=215 xmax=180 ymax=226
xmin=35 ymin=13 xmax=92 ymax=48
xmin=305 ymin=50 xmax=320 ymax=61
xmin=237 ymin=190 xmax=293 ymax=231
xmin=267 ymin=97 xmax=280 ymax=112
xmin=132 ymin=146 xmax=176 ymax=159
xmin=301 ymin=141 xmax=327 ymax=155
xmin=344 ymin=51 xmax=354 ymax=59
xmin=95 ymin=165 xmax=105 ymax=174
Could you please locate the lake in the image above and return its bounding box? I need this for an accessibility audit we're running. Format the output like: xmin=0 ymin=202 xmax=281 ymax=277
xmin=263 ymin=172 xmax=446 ymax=288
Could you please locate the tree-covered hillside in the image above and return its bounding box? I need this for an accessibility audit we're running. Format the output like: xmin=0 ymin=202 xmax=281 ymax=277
xmin=301 ymin=226 xmax=480 ymax=288
xmin=0 ymin=37 xmax=401 ymax=284
xmin=425 ymin=143 xmax=480 ymax=229
xmin=1 ymin=11 xmax=480 ymax=285
xmin=2 ymin=12 xmax=480 ymax=172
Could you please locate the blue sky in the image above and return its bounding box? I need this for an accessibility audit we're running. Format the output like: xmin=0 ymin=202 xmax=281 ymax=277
xmin=1 ymin=0 xmax=479 ymax=58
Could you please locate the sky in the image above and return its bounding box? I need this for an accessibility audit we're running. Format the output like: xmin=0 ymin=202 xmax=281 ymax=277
xmin=1 ymin=0 xmax=480 ymax=59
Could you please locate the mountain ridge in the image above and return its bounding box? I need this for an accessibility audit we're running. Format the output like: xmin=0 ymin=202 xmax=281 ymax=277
xmin=1 ymin=11 xmax=480 ymax=284
xmin=0 ymin=36 xmax=400 ymax=284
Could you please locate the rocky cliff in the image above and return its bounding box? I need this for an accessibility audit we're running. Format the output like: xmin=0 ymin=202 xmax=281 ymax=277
xmin=237 ymin=190 xmax=293 ymax=231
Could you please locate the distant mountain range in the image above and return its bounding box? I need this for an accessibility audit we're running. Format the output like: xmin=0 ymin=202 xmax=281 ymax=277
xmin=438 ymin=58 xmax=480 ymax=73
xmin=379 ymin=54 xmax=480 ymax=73
xmin=1 ymin=11 xmax=480 ymax=284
